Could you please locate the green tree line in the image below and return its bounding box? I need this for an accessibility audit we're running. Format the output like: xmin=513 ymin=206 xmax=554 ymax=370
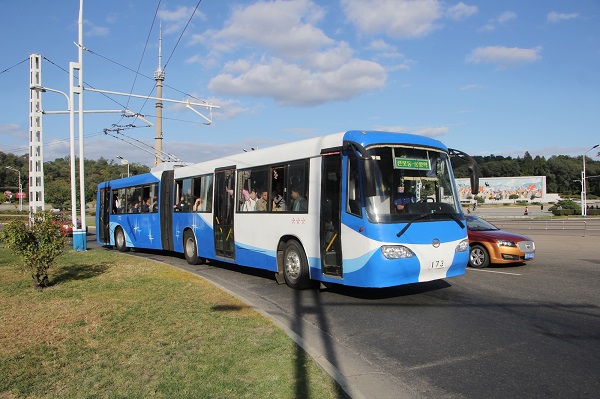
xmin=1 ymin=152 xmax=149 ymax=210
xmin=452 ymin=151 xmax=600 ymax=198
xmin=1 ymin=150 xmax=599 ymax=209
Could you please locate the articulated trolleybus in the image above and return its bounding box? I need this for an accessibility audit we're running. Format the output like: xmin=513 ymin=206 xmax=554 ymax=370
xmin=97 ymin=130 xmax=478 ymax=289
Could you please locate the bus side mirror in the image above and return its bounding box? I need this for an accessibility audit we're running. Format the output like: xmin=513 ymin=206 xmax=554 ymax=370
xmin=448 ymin=147 xmax=479 ymax=196
xmin=468 ymin=164 xmax=479 ymax=195
xmin=361 ymin=159 xmax=377 ymax=197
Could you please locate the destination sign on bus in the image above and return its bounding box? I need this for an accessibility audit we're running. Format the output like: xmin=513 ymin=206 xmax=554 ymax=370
xmin=394 ymin=158 xmax=431 ymax=170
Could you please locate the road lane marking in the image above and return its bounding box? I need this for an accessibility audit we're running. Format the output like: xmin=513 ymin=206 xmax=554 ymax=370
xmin=467 ymin=268 xmax=521 ymax=276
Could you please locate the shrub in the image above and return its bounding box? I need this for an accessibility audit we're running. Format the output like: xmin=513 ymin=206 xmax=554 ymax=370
xmin=0 ymin=211 xmax=67 ymax=288
xmin=548 ymin=199 xmax=581 ymax=216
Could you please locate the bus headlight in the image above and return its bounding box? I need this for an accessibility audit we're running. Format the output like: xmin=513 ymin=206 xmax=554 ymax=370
xmin=455 ymin=239 xmax=469 ymax=253
xmin=381 ymin=245 xmax=415 ymax=259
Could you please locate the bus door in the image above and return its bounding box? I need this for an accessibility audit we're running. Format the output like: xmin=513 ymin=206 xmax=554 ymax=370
xmin=214 ymin=167 xmax=236 ymax=259
xmin=320 ymin=152 xmax=343 ymax=277
xmin=98 ymin=186 xmax=111 ymax=245
xmin=160 ymin=170 xmax=174 ymax=251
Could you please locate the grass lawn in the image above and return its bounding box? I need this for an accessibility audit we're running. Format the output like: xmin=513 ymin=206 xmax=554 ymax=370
xmin=0 ymin=247 xmax=344 ymax=398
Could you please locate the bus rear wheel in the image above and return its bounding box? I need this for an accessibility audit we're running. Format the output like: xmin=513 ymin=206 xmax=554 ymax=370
xmin=114 ymin=227 xmax=129 ymax=252
xmin=282 ymin=239 xmax=312 ymax=289
xmin=184 ymin=230 xmax=203 ymax=265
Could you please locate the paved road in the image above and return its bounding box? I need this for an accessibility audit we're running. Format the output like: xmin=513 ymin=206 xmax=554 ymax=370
xmin=88 ymin=225 xmax=600 ymax=399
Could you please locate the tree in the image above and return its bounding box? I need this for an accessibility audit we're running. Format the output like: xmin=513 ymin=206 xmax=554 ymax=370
xmin=0 ymin=211 xmax=67 ymax=288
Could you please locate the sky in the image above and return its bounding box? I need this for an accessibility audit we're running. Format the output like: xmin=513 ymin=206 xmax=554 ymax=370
xmin=1 ymin=0 xmax=599 ymax=167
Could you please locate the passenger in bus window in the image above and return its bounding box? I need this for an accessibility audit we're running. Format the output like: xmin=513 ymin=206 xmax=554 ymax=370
xmin=141 ymin=197 xmax=150 ymax=213
xmin=291 ymin=186 xmax=307 ymax=212
xmin=113 ymin=194 xmax=120 ymax=214
xmin=174 ymin=195 xmax=185 ymax=212
xmin=272 ymin=182 xmax=286 ymax=211
xmin=180 ymin=196 xmax=191 ymax=212
xmin=193 ymin=197 xmax=205 ymax=212
xmin=242 ymin=189 xmax=257 ymax=211
xmin=131 ymin=196 xmax=141 ymax=213
xmin=256 ymin=191 xmax=268 ymax=211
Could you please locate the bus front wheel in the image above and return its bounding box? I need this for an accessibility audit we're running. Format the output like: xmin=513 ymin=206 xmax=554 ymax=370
xmin=114 ymin=227 xmax=129 ymax=252
xmin=282 ymin=239 xmax=312 ymax=289
xmin=184 ymin=230 xmax=203 ymax=265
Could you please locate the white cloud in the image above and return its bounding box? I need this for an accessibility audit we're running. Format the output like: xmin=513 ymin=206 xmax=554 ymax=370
xmin=206 ymin=0 xmax=332 ymax=59
xmin=304 ymin=42 xmax=354 ymax=71
xmin=193 ymin=0 xmax=388 ymax=106
xmin=0 ymin=123 xmax=26 ymax=139
xmin=479 ymin=11 xmax=517 ymax=32
xmin=158 ymin=5 xmax=205 ymax=35
xmin=341 ymin=0 xmax=442 ymax=39
xmin=208 ymin=57 xmax=386 ymax=106
xmin=374 ymin=125 xmax=449 ymax=137
xmin=547 ymin=11 xmax=579 ymax=23
xmin=466 ymin=46 xmax=542 ymax=69
xmin=222 ymin=59 xmax=253 ymax=74
xmin=84 ymin=19 xmax=109 ymax=37
xmin=447 ymin=2 xmax=478 ymax=21
xmin=368 ymin=40 xmax=396 ymax=52
xmin=412 ymin=126 xmax=449 ymax=137
xmin=498 ymin=11 xmax=517 ymax=24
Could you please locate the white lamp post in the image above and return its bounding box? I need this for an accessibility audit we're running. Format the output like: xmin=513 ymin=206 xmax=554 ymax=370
xmin=117 ymin=156 xmax=130 ymax=178
xmin=5 ymin=166 xmax=23 ymax=212
xmin=582 ymin=144 xmax=599 ymax=217
xmin=29 ymin=85 xmax=70 ymax=107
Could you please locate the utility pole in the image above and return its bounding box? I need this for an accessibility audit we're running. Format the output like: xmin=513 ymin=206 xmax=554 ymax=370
xmin=154 ymin=23 xmax=165 ymax=167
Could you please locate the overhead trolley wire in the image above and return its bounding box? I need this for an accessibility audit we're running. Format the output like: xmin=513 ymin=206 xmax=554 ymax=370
xmin=0 ymin=58 xmax=29 ymax=76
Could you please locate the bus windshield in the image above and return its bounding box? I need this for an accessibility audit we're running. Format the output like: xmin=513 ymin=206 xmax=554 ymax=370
xmin=363 ymin=145 xmax=462 ymax=223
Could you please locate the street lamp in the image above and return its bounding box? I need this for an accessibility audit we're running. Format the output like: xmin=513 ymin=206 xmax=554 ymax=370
xmin=5 ymin=166 xmax=23 ymax=212
xmin=29 ymin=85 xmax=71 ymax=110
xmin=582 ymin=144 xmax=599 ymax=217
xmin=116 ymin=156 xmax=130 ymax=178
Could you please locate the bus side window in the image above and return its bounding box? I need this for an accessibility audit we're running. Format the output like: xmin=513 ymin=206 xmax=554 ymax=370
xmin=347 ymin=155 xmax=361 ymax=216
xmin=288 ymin=161 xmax=309 ymax=213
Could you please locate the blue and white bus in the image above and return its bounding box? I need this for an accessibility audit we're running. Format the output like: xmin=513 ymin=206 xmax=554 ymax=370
xmin=97 ymin=130 xmax=478 ymax=289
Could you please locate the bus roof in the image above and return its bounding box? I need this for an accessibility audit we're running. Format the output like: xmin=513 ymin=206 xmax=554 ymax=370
xmin=173 ymin=130 xmax=449 ymax=177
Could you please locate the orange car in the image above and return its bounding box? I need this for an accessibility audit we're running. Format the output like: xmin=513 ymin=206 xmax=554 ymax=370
xmin=466 ymin=215 xmax=535 ymax=268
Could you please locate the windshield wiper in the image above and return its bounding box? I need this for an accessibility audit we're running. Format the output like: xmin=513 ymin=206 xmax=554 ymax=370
xmin=396 ymin=212 xmax=465 ymax=238
xmin=439 ymin=212 xmax=465 ymax=229
xmin=397 ymin=213 xmax=428 ymax=238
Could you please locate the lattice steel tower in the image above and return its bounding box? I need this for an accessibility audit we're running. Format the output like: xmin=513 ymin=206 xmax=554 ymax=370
xmin=154 ymin=24 xmax=166 ymax=166
xmin=29 ymin=53 xmax=45 ymax=213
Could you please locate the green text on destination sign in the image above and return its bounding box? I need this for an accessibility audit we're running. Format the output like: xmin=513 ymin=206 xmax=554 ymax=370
xmin=394 ymin=158 xmax=431 ymax=170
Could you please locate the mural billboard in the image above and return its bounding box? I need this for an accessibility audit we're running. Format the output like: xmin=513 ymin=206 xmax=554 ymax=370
xmin=456 ymin=176 xmax=546 ymax=203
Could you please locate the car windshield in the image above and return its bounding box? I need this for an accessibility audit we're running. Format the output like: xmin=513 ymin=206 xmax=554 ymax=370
xmin=466 ymin=217 xmax=499 ymax=231
xmin=362 ymin=145 xmax=462 ymax=223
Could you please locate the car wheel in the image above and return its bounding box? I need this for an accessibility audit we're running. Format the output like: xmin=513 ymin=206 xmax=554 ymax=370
xmin=183 ymin=230 xmax=203 ymax=265
xmin=469 ymin=244 xmax=489 ymax=268
xmin=282 ymin=239 xmax=312 ymax=289
xmin=114 ymin=227 xmax=129 ymax=252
